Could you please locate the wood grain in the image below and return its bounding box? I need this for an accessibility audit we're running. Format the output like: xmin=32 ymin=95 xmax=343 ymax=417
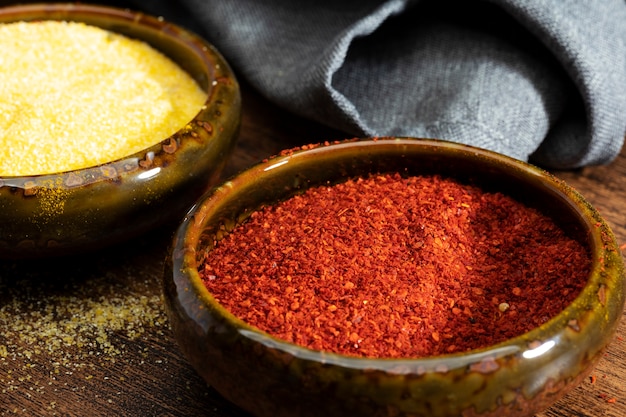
xmin=1 ymin=84 xmax=624 ymax=417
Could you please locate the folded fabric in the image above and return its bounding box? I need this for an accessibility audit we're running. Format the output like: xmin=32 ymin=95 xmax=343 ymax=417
xmin=121 ymin=0 xmax=626 ymax=168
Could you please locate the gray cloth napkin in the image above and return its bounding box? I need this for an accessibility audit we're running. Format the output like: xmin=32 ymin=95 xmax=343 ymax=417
xmin=128 ymin=0 xmax=626 ymax=169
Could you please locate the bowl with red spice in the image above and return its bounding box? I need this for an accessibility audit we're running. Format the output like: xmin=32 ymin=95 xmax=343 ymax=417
xmin=0 ymin=3 xmax=240 ymax=257
xmin=164 ymin=138 xmax=624 ymax=417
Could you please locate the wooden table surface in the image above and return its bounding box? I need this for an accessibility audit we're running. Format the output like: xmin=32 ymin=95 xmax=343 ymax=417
xmin=1 ymin=83 xmax=624 ymax=417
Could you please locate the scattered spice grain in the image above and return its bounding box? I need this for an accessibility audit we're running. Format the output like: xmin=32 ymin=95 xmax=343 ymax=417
xmin=201 ymin=173 xmax=591 ymax=358
xmin=0 ymin=21 xmax=207 ymax=176
xmin=0 ymin=255 xmax=169 ymax=410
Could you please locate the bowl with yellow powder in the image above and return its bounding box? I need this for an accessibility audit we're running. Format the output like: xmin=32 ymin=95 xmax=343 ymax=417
xmin=0 ymin=3 xmax=240 ymax=257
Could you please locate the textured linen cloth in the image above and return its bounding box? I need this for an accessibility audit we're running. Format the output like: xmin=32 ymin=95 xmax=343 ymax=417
xmin=120 ymin=0 xmax=626 ymax=168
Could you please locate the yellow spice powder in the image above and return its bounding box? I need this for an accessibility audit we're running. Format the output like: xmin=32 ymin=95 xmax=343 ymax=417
xmin=0 ymin=21 xmax=207 ymax=176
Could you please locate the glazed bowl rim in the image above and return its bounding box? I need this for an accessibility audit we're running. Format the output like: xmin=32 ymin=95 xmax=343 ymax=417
xmin=0 ymin=2 xmax=215 ymax=180
xmin=174 ymin=137 xmax=624 ymax=371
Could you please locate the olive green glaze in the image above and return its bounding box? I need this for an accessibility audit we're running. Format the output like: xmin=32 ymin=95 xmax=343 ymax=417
xmin=0 ymin=3 xmax=241 ymax=258
xmin=164 ymin=138 xmax=625 ymax=417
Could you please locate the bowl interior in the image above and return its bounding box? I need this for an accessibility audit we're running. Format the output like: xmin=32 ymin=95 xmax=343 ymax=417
xmin=183 ymin=138 xmax=626 ymax=365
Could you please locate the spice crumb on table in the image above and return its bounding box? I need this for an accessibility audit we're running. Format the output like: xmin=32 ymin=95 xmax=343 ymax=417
xmin=0 ymin=234 xmax=219 ymax=416
xmin=0 ymin=262 xmax=166 ymax=405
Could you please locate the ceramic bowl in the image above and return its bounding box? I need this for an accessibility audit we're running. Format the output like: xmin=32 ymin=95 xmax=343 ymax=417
xmin=164 ymin=138 xmax=625 ymax=417
xmin=0 ymin=3 xmax=240 ymax=258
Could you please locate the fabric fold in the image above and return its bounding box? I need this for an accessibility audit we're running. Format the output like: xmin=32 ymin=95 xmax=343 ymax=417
xmin=119 ymin=0 xmax=626 ymax=168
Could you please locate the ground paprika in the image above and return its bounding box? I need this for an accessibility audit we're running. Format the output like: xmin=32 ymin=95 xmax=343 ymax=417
xmin=200 ymin=173 xmax=590 ymax=359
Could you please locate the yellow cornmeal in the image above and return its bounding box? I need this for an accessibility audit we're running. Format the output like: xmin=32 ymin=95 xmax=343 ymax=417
xmin=0 ymin=21 xmax=207 ymax=176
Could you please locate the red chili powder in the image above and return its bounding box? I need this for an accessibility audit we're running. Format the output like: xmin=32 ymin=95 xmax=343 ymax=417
xmin=200 ymin=173 xmax=590 ymax=358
